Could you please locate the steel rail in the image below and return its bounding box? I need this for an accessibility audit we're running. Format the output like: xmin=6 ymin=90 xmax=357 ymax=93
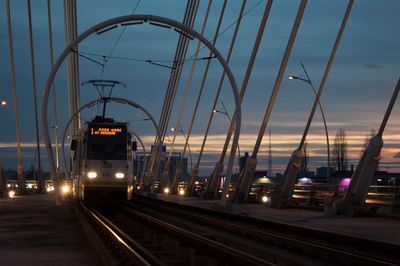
xmin=121 ymin=206 xmax=273 ymax=266
xmin=77 ymin=201 xmax=163 ymax=266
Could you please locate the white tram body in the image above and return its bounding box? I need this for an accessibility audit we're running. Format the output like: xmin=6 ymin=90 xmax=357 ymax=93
xmin=71 ymin=118 xmax=134 ymax=200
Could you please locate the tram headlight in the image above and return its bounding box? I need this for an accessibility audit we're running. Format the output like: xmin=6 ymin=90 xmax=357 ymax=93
xmin=62 ymin=184 xmax=70 ymax=194
xmin=87 ymin=171 xmax=97 ymax=179
xmin=261 ymin=195 xmax=270 ymax=204
xmin=115 ymin=172 xmax=125 ymax=179
xmin=8 ymin=190 xmax=16 ymax=198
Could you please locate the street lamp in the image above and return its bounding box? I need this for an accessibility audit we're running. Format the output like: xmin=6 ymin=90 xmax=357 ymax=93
xmin=171 ymin=126 xmax=193 ymax=171
xmin=288 ymin=62 xmax=331 ymax=184
xmin=1 ymin=100 xmax=6 ymax=106
xmin=213 ymin=100 xmax=241 ymax=158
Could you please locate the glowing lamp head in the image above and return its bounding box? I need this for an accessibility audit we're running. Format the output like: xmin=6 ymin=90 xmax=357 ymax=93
xmin=262 ymin=196 xmax=269 ymax=203
xmin=1 ymin=99 xmax=6 ymax=106
xmin=115 ymin=172 xmax=125 ymax=179
xmin=87 ymin=172 xmax=97 ymax=179
xmin=288 ymin=76 xmax=295 ymax=80
xmin=179 ymin=189 xmax=185 ymax=196
xmin=46 ymin=187 xmax=52 ymax=193
xmin=164 ymin=187 xmax=170 ymax=194
xmin=8 ymin=190 xmax=15 ymax=198
xmin=62 ymin=184 xmax=70 ymax=194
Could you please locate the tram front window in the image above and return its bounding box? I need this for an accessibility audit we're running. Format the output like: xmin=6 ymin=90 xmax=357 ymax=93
xmin=87 ymin=141 xmax=127 ymax=160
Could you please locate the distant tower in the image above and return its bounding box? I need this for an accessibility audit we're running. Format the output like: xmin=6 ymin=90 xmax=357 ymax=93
xmin=268 ymin=129 xmax=272 ymax=177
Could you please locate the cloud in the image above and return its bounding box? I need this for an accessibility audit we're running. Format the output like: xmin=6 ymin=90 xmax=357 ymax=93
xmin=363 ymin=63 xmax=382 ymax=70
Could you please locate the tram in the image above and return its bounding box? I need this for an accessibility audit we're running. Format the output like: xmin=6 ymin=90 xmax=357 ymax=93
xmin=71 ymin=116 xmax=136 ymax=201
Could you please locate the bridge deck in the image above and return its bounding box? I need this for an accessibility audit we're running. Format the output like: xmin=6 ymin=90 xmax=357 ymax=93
xmin=0 ymin=194 xmax=100 ymax=265
xmin=157 ymin=194 xmax=400 ymax=245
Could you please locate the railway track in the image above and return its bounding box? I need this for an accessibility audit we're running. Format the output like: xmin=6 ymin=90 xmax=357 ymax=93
xmin=76 ymin=201 xmax=272 ymax=265
xmin=76 ymin=195 xmax=399 ymax=265
xmin=127 ymin=194 xmax=400 ymax=266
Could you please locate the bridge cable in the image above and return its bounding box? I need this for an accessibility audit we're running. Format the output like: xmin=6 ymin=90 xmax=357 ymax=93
xmin=171 ymin=0 xmax=228 ymax=193
xmin=47 ymin=0 xmax=61 ymax=181
xmin=27 ymin=0 xmax=44 ymax=192
xmin=159 ymin=0 xmax=214 ymax=191
xmin=236 ymin=0 xmax=308 ymax=202
xmin=145 ymin=0 xmax=199 ymax=190
xmin=195 ymin=0 xmax=247 ymax=176
xmin=6 ymin=0 xmax=25 ymax=193
xmin=207 ymin=0 xmax=273 ymax=198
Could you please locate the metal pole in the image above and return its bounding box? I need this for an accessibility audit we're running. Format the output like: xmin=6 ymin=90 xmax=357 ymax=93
xmin=130 ymin=130 xmax=147 ymax=184
xmin=300 ymin=63 xmax=331 ymax=184
xmin=27 ymin=0 xmax=44 ymax=193
xmin=275 ymin=0 xmax=353 ymax=207
xmin=47 ymin=0 xmax=61 ymax=182
xmin=6 ymin=0 xmax=25 ymax=194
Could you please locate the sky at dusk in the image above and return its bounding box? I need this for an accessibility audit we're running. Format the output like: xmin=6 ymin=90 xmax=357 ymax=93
xmin=0 ymin=0 xmax=399 ymax=176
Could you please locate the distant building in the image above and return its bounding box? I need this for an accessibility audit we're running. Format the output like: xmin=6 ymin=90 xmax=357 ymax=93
xmin=135 ymin=146 xmax=188 ymax=182
xmin=238 ymin=152 xmax=249 ymax=173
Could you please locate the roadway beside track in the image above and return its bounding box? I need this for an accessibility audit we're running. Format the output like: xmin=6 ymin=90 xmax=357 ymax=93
xmin=0 ymin=194 xmax=101 ymax=265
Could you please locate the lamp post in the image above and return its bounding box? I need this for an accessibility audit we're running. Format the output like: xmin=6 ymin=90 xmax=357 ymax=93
xmin=171 ymin=126 xmax=193 ymax=172
xmin=213 ymin=101 xmax=241 ymax=158
xmin=288 ymin=62 xmax=331 ymax=184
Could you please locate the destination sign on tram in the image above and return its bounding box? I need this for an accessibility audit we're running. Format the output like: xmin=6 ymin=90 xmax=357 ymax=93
xmin=89 ymin=124 xmax=126 ymax=136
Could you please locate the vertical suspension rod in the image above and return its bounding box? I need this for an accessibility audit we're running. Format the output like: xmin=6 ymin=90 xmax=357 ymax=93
xmin=171 ymin=0 xmax=228 ymax=192
xmin=27 ymin=0 xmax=44 ymax=192
xmin=196 ymin=0 xmax=247 ymax=166
xmin=160 ymin=0 xmax=213 ymax=190
xmin=6 ymin=0 xmax=25 ymax=192
xmin=47 ymin=0 xmax=60 ymax=174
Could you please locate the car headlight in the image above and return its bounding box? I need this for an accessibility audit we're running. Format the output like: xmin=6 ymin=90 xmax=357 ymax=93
xmin=87 ymin=171 xmax=97 ymax=179
xmin=115 ymin=172 xmax=124 ymax=179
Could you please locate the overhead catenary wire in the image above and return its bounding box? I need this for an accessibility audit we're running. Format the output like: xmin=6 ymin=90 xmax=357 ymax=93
xmin=100 ymin=0 xmax=141 ymax=79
